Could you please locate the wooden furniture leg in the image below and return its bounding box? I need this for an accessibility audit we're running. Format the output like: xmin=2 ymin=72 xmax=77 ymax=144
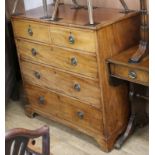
xmin=114 ymin=83 xmax=136 ymax=149
xmin=129 ymin=0 xmax=148 ymax=63
xmin=114 ymin=83 xmax=149 ymax=149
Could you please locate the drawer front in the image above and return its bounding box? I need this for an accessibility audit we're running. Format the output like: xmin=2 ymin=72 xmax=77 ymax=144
xmin=21 ymin=61 xmax=101 ymax=108
xmin=25 ymin=83 xmax=103 ymax=132
xmin=110 ymin=64 xmax=149 ymax=86
xmin=12 ymin=20 xmax=51 ymax=43
xmin=50 ymin=25 xmax=96 ymax=52
xmin=16 ymin=39 xmax=98 ymax=78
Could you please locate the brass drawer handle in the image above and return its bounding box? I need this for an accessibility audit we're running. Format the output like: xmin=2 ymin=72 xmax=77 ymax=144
xmin=128 ymin=71 xmax=137 ymax=79
xmin=31 ymin=48 xmax=37 ymax=56
xmin=77 ymin=111 xmax=84 ymax=119
xmin=28 ymin=26 xmax=33 ymax=36
xmin=38 ymin=96 xmax=45 ymax=104
xmin=68 ymin=33 xmax=75 ymax=44
xmin=34 ymin=71 xmax=41 ymax=79
xmin=71 ymin=57 xmax=78 ymax=66
xmin=74 ymin=83 xmax=81 ymax=92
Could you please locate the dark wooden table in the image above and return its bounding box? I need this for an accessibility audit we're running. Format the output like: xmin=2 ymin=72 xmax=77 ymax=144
xmin=107 ymin=45 xmax=149 ymax=149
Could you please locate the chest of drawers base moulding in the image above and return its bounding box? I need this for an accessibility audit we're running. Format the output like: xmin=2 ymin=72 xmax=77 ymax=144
xmin=11 ymin=4 xmax=140 ymax=152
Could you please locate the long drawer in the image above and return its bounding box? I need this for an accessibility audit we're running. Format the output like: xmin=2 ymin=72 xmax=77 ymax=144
xmin=16 ymin=39 xmax=98 ymax=78
xmin=50 ymin=25 xmax=96 ymax=52
xmin=110 ymin=64 xmax=149 ymax=86
xmin=20 ymin=61 xmax=101 ymax=109
xmin=25 ymin=83 xmax=103 ymax=133
xmin=12 ymin=19 xmax=51 ymax=43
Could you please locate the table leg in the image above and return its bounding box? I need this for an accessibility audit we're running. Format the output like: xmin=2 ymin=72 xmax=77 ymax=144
xmin=115 ymin=83 xmax=149 ymax=149
xmin=114 ymin=83 xmax=136 ymax=149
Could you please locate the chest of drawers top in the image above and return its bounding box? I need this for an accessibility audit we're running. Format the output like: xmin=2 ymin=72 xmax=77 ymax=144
xmin=12 ymin=4 xmax=139 ymax=30
xmin=12 ymin=4 xmax=139 ymax=54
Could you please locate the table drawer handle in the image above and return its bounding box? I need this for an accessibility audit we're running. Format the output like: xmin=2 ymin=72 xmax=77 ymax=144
xmin=38 ymin=96 xmax=45 ymax=104
xmin=68 ymin=33 xmax=75 ymax=44
xmin=128 ymin=71 xmax=137 ymax=79
xmin=31 ymin=48 xmax=37 ymax=56
xmin=34 ymin=71 xmax=41 ymax=79
xmin=77 ymin=111 xmax=84 ymax=119
xmin=71 ymin=57 xmax=78 ymax=66
xmin=74 ymin=83 xmax=81 ymax=91
xmin=28 ymin=26 xmax=33 ymax=36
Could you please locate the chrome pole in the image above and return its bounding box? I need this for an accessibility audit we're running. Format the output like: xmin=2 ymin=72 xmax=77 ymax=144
xmin=119 ymin=0 xmax=129 ymax=12
xmin=42 ymin=0 xmax=48 ymax=17
xmin=87 ymin=0 xmax=94 ymax=25
xmin=72 ymin=0 xmax=80 ymax=8
xmin=51 ymin=0 xmax=60 ymax=20
xmin=12 ymin=0 xmax=19 ymax=14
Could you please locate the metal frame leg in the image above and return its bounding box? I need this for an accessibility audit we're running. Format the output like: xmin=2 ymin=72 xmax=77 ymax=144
xmin=51 ymin=0 xmax=94 ymax=25
xmin=71 ymin=0 xmax=84 ymax=9
xmin=51 ymin=0 xmax=60 ymax=21
xmin=119 ymin=0 xmax=133 ymax=13
xmin=87 ymin=0 xmax=94 ymax=25
xmin=43 ymin=0 xmax=48 ymax=17
xmin=41 ymin=0 xmax=52 ymax=19
xmin=12 ymin=0 xmax=19 ymax=14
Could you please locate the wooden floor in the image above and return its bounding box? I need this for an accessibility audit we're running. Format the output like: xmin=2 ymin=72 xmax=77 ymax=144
xmin=6 ymin=98 xmax=149 ymax=155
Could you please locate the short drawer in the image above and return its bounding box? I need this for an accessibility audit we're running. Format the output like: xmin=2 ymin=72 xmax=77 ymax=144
xmin=12 ymin=19 xmax=51 ymax=43
xmin=110 ymin=64 xmax=149 ymax=86
xmin=25 ymin=83 xmax=103 ymax=132
xmin=16 ymin=39 xmax=98 ymax=78
xmin=50 ymin=25 xmax=96 ymax=52
xmin=21 ymin=61 xmax=101 ymax=109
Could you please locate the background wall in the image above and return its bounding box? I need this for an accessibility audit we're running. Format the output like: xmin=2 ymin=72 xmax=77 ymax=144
xmin=64 ymin=0 xmax=149 ymax=10
xmin=24 ymin=0 xmax=53 ymax=10
xmin=23 ymin=0 xmax=149 ymax=11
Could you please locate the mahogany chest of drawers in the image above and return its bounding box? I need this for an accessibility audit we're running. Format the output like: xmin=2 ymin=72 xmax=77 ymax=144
xmin=11 ymin=4 xmax=140 ymax=152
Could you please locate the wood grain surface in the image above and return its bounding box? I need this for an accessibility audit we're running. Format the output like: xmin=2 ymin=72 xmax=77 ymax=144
xmin=95 ymin=14 xmax=140 ymax=138
xmin=25 ymin=83 xmax=103 ymax=133
xmin=20 ymin=61 xmax=101 ymax=108
xmin=12 ymin=19 xmax=51 ymax=43
xmin=16 ymin=39 xmax=98 ymax=78
xmin=107 ymin=46 xmax=149 ymax=86
xmin=11 ymin=5 xmax=141 ymax=152
xmin=50 ymin=25 xmax=97 ymax=52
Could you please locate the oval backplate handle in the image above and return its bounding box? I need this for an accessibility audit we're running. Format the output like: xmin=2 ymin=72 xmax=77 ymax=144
xmin=128 ymin=71 xmax=137 ymax=79
xmin=74 ymin=83 xmax=81 ymax=91
xmin=77 ymin=111 xmax=84 ymax=119
xmin=71 ymin=57 xmax=78 ymax=66
xmin=38 ymin=96 xmax=45 ymax=104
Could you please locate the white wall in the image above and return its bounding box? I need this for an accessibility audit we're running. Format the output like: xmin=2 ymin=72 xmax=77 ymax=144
xmin=24 ymin=0 xmax=53 ymax=10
